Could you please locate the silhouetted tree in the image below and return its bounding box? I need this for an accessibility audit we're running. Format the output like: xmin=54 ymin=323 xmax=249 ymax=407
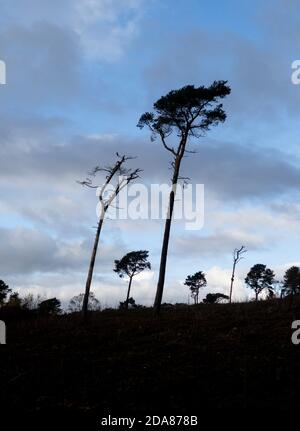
xmin=184 ymin=271 xmax=207 ymax=304
xmin=245 ymin=264 xmax=275 ymax=301
xmin=114 ymin=250 xmax=151 ymax=309
xmin=0 ymin=280 xmax=11 ymax=305
xmin=38 ymin=298 xmax=62 ymax=315
xmin=229 ymin=245 xmax=246 ymax=303
xmin=203 ymin=293 xmax=229 ymax=304
xmin=21 ymin=293 xmax=45 ymax=310
xmin=68 ymin=292 xmax=101 ymax=312
xmin=119 ymin=297 xmax=137 ymax=309
xmin=138 ymin=82 xmax=231 ymax=312
xmin=266 ymin=289 xmax=275 ymax=300
xmin=78 ymin=154 xmax=142 ymax=318
xmin=282 ymin=266 xmax=300 ymax=296
xmin=7 ymin=292 xmax=22 ymax=308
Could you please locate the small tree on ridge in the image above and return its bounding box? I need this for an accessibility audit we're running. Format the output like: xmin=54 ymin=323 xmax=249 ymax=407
xmin=245 ymin=264 xmax=275 ymax=301
xmin=114 ymin=250 xmax=151 ymax=309
xmin=184 ymin=271 xmax=207 ymax=304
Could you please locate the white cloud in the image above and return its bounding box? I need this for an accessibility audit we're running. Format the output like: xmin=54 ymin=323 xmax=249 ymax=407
xmin=72 ymin=0 xmax=144 ymax=61
xmin=0 ymin=0 xmax=144 ymax=64
xmin=204 ymin=265 xmax=248 ymax=302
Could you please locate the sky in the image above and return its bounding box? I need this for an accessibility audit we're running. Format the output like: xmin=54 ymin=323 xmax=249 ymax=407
xmin=1 ymin=0 xmax=300 ymax=307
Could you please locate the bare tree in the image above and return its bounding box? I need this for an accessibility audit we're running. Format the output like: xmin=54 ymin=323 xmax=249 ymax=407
xmin=78 ymin=154 xmax=142 ymax=318
xmin=68 ymin=292 xmax=101 ymax=312
xmin=229 ymin=245 xmax=247 ymax=303
xmin=138 ymin=82 xmax=231 ymax=313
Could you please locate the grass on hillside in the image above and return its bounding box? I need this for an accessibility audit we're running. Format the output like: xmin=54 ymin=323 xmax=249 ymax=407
xmin=1 ymin=297 xmax=300 ymax=421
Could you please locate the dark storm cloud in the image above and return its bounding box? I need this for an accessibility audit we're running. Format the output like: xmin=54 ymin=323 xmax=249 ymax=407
xmin=171 ymin=230 xmax=263 ymax=259
xmin=192 ymin=141 xmax=300 ymax=200
xmin=1 ymin=122 xmax=299 ymax=201
xmin=142 ymin=0 xmax=300 ymax=127
xmin=0 ymin=226 xmax=126 ymax=276
xmin=0 ymin=22 xmax=83 ymax=110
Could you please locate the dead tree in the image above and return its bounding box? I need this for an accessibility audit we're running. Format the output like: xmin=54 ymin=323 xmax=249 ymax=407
xmin=229 ymin=245 xmax=247 ymax=303
xmin=78 ymin=154 xmax=141 ymax=318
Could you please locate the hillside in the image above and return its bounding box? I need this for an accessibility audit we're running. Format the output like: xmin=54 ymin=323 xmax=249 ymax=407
xmin=1 ymin=298 xmax=300 ymax=423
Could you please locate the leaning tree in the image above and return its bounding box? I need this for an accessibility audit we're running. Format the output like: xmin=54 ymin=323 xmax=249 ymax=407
xmin=138 ymin=82 xmax=231 ymax=312
xmin=78 ymin=154 xmax=142 ymax=317
xmin=114 ymin=250 xmax=151 ymax=309
xmin=245 ymin=263 xmax=275 ymax=301
xmin=184 ymin=271 xmax=207 ymax=304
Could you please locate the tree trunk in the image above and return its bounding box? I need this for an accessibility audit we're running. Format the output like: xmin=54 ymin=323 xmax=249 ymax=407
xmin=229 ymin=261 xmax=236 ymax=303
xmin=125 ymin=276 xmax=133 ymax=309
xmin=153 ymin=190 xmax=175 ymax=312
xmin=82 ymin=214 xmax=105 ymax=318
xmin=154 ymin=146 xmax=185 ymax=313
xmin=255 ymin=291 xmax=258 ymax=301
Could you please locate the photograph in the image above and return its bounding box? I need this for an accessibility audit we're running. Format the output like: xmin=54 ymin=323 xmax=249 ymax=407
xmin=1 ymin=0 xmax=300 ymax=426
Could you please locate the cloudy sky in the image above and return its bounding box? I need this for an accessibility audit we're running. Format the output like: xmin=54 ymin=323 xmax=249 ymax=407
xmin=1 ymin=0 xmax=300 ymax=307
